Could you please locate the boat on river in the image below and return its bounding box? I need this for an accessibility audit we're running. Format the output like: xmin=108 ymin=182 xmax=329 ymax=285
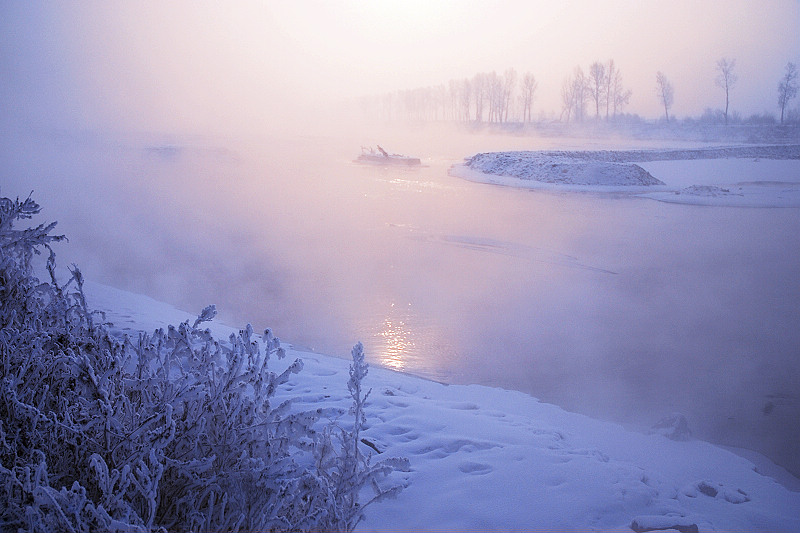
xmin=356 ymin=145 xmax=421 ymax=166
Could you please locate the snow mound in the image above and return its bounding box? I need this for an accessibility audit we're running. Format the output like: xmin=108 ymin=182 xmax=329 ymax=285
xmin=642 ymin=181 xmax=800 ymax=207
xmin=630 ymin=514 xmax=699 ymax=533
xmin=650 ymin=413 xmax=692 ymax=441
xmin=679 ymin=185 xmax=740 ymax=197
xmin=461 ymin=151 xmax=664 ymax=187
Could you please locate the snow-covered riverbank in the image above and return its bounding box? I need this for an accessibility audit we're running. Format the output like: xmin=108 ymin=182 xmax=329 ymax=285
xmin=85 ymin=278 xmax=800 ymax=532
xmin=449 ymin=145 xmax=800 ymax=207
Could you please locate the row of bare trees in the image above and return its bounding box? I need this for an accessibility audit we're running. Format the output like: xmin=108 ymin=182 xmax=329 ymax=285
xmin=458 ymin=69 xmax=524 ymax=123
xmin=560 ymin=60 xmax=632 ymax=122
xmin=360 ymin=58 xmax=799 ymax=125
xmin=363 ymin=63 xmax=630 ymax=125
xmin=371 ymin=60 xmax=633 ymax=124
xmin=656 ymin=59 xmax=799 ymax=125
xmin=359 ymin=68 xmax=539 ymax=124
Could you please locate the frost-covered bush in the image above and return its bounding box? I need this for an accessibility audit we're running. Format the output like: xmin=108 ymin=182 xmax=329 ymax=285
xmin=744 ymin=112 xmax=777 ymax=125
xmin=312 ymin=343 xmax=410 ymax=532
xmin=0 ymin=194 xmax=408 ymax=532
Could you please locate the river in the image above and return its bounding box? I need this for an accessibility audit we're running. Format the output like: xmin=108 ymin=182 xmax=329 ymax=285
xmin=4 ymin=124 xmax=800 ymax=477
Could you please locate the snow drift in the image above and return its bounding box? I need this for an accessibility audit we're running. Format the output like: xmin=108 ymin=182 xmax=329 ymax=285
xmin=461 ymin=152 xmax=664 ymax=187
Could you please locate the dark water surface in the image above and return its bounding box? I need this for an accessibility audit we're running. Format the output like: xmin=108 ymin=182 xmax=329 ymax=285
xmin=4 ymin=127 xmax=800 ymax=477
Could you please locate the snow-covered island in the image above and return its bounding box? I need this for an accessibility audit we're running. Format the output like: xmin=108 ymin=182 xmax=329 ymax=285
xmin=454 ymin=152 xmax=666 ymax=188
xmin=449 ymin=145 xmax=800 ymax=206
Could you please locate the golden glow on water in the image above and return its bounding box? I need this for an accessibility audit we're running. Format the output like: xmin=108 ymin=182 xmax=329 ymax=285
xmin=375 ymin=304 xmax=414 ymax=372
xmin=355 ymin=301 xmax=458 ymax=384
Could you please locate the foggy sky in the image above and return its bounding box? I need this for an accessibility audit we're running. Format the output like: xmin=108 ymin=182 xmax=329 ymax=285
xmin=2 ymin=0 xmax=800 ymax=135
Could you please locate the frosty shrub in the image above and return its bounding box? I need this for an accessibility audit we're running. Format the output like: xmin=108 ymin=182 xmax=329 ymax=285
xmin=312 ymin=342 xmax=410 ymax=531
xmin=0 ymin=194 xmax=408 ymax=532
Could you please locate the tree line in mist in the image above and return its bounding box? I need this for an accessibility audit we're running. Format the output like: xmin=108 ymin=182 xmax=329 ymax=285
xmin=359 ymin=59 xmax=800 ymax=126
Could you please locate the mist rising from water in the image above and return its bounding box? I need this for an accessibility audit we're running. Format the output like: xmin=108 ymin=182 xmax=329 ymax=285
xmin=3 ymin=123 xmax=800 ymax=477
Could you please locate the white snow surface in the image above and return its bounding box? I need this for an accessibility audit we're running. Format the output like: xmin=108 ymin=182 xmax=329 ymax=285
xmin=449 ymin=145 xmax=800 ymax=207
xmin=84 ymin=279 xmax=800 ymax=532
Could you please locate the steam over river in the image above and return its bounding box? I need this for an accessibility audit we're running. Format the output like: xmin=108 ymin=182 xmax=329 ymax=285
xmin=5 ymin=126 xmax=800 ymax=477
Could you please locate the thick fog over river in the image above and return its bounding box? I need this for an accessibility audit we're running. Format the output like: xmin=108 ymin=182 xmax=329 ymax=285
xmin=3 ymin=125 xmax=799 ymax=476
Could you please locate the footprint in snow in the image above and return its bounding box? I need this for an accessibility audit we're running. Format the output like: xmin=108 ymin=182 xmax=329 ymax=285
xmin=682 ymin=480 xmax=750 ymax=503
xmin=311 ymin=369 xmax=338 ymax=377
xmin=447 ymin=402 xmax=480 ymax=410
xmin=458 ymin=461 xmax=493 ymax=475
xmin=412 ymin=438 xmax=498 ymax=456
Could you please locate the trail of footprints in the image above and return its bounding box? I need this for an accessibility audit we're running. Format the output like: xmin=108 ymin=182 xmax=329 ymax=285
xmin=370 ymin=388 xmax=541 ymax=477
xmin=290 ymin=369 xmax=754 ymax=528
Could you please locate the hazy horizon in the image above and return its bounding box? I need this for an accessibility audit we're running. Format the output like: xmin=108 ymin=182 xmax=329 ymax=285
xmin=2 ymin=1 xmax=800 ymax=137
xmin=3 ymin=0 xmax=800 ymax=478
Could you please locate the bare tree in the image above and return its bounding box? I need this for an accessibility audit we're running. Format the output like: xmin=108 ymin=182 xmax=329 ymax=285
xmin=561 ymin=77 xmax=575 ymax=122
xmin=588 ymin=61 xmax=606 ymax=119
xmin=778 ymin=62 xmax=799 ymax=125
xmin=560 ymin=67 xmax=590 ymax=122
xmin=574 ymin=67 xmax=590 ymax=122
xmin=502 ymin=68 xmax=517 ymax=123
xmin=486 ymin=71 xmax=502 ymax=122
xmin=460 ymin=78 xmax=472 ymax=122
xmin=448 ymin=79 xmax=459 ymax=121
xmin=433 ymin=84 xmax=446 ymax=121
xmin=715 ymin=57 xmax=737 ymax=125
xmin=472 ymin=72 xmax=487 ymax=122
xmin=520 ymin=72 xmax=538 ymax=123
xmin=656 ymin=71 xmax=674 ymax=122
xmin=604 ymin=60 xmax=616 ymax=120
xmin=602 ymin=60 xmax=631 ymax=120
xmin=612 ymin=73 xmax=632 ymax=118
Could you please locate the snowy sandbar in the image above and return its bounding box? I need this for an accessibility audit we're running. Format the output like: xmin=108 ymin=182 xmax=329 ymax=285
xmin=450 ymin=145 xmax=800 ymax=207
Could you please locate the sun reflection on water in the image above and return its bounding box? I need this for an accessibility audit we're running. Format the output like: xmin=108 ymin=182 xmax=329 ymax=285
xmin=356 ymin=302 xmax=458 ymax=384
xmin=375 ymin=304 xmax=415 ymax=372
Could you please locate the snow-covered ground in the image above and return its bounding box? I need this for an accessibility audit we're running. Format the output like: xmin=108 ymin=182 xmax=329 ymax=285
xmin=84 ymin=278 xmax=800 ymax=532
xmin=449 ymin=145 xmax=800 ymax=207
